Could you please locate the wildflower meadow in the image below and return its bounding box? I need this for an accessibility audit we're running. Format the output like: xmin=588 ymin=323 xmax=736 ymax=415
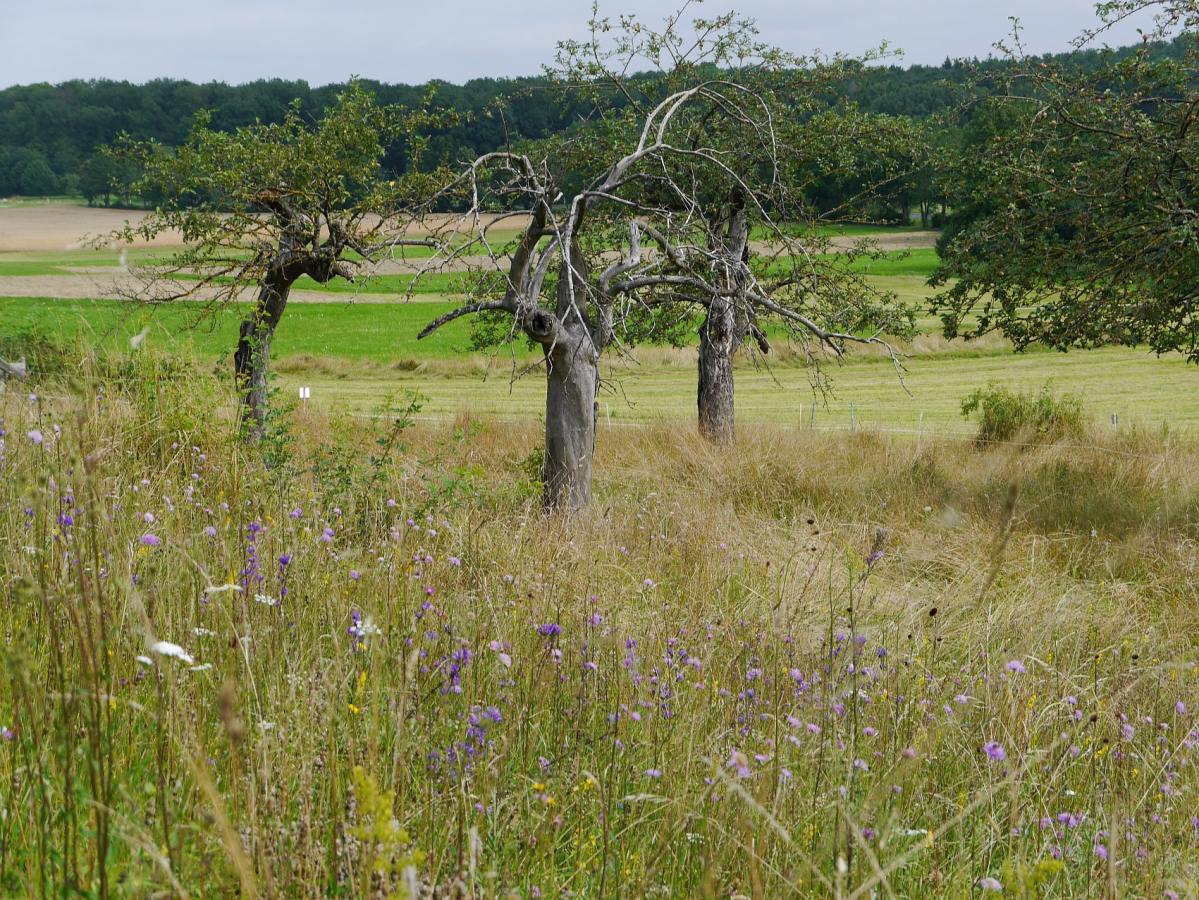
xmin=1 ymin=352 xmax=1198 ymax=896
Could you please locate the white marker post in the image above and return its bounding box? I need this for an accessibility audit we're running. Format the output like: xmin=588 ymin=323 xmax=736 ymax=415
xmin=299 ymin=385 xmax=311 ymax=412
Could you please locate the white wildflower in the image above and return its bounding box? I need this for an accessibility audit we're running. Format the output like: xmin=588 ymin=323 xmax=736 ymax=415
xmin=149 ymin=641 xmax=194 ymax=665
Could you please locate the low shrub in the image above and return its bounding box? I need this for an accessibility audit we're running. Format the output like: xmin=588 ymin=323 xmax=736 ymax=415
xmin=961 ymin=382 xmax=1085 ymax=445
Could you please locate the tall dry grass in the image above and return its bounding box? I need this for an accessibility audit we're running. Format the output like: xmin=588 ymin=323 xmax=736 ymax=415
xmin=1 ymin=352 xmax=1197 ymax=897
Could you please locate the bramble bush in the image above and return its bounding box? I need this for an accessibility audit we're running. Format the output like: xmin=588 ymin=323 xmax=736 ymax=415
xmin=961 ymin=382 xmax=1085 ymax=446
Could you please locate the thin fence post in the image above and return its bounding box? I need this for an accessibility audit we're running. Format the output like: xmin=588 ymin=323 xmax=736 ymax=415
xmin=850 ymin=401 xmax=856 ymax=433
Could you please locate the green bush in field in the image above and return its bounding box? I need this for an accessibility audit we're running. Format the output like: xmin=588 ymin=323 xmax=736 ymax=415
xmin=961 ymin=382 xmax=1085 ymax=446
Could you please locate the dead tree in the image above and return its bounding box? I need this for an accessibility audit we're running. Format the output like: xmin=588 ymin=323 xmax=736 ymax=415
xmin=417 ymin=67 xmax=909 ymax=510
xmin=551 ymin=7 xmax=919 ymax=446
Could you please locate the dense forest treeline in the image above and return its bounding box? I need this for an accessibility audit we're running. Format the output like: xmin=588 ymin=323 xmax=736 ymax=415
xmin=0 ymin=37 xmax=1183 ymax=212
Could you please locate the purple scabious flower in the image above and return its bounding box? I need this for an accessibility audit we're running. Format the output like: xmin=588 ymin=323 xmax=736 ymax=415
xmin=537 ymin=623 xmax=561 ymax=637
xmin=140 ymin=533 xmax=161 ymax=547
xmin=1006 ymin=660 xmax=1026 ymax=674
xmin=983 ymin=741 xmax=1006 ymax=761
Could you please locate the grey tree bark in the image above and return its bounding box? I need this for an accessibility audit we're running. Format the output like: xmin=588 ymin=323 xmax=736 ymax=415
xmin=541 ymin=319 xmax=599 ymax=512
xmin=697 ymin=297 xmax=736 ymax=445
xmin=234 ymin=271 xmax=293 ymax=442
xmin=529 ymin=246 xmax=601 ymax=513
xmin=696 ymin=200 xmax=749 ymax=446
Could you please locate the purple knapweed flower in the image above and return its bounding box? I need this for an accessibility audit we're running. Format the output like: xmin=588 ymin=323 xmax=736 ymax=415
xmin=727 ymin=749 xmax=752 ymax=779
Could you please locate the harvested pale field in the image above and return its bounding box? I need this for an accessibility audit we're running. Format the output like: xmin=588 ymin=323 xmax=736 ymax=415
xmin=0 ymin=206 xmax=538 ymax=253
xmin=0 ymin=203 xmax=940 ymax=303
xmin=0 ymin=204 xmax=182 ymax=251
xmin=0 ymin=273 xmax=447 ymax=303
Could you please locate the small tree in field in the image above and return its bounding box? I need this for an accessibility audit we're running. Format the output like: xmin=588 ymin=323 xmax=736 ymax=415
xmin=417 ymin=8 xmax=913 ymax=509
xmin=932 ymin=1 xmax=1199 ymax=363
xmin=550 ymin=11 xmax=918 ymax=445
xmin=111 ymin=83 xmax=446 ymax=439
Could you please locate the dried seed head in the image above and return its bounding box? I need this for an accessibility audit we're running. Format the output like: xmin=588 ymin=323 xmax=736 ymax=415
xmin=218 ymin=679 xmax=245 ymax=745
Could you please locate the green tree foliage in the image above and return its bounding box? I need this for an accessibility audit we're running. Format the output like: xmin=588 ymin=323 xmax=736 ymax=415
xmin=111 ymin=82 xmax=448 ymax=438
xmin=2 ymin=40 xmax=1179 ymax=208
xmin=16 ymin=157 xmax=59 ymax=195
xmin=933 ymin=3 xmax=1199 ymax=361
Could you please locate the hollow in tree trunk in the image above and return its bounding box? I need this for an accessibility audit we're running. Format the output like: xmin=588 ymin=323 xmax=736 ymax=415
xmin=233 ymin=273 xmax=292 ymax=442
xmin=697 ymin=297 xmax=736 ymax=446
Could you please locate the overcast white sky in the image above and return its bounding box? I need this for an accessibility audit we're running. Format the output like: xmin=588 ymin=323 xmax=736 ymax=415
xmin=0 ymin=0 xmax=1152 ymax=89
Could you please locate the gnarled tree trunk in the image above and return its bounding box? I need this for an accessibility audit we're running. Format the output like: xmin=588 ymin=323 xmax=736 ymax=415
xmin=542 ymin=320 xmax=599 ymax=512
xmin=696 ymin=199 xmax=749 ymax=446
xmin=234 ymin=271 xmax=293 ymax=442
xmin=697 ymin=297 xmax=736 ymax=445
xmin=529 ymin=248 xmax=600 ymax=513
